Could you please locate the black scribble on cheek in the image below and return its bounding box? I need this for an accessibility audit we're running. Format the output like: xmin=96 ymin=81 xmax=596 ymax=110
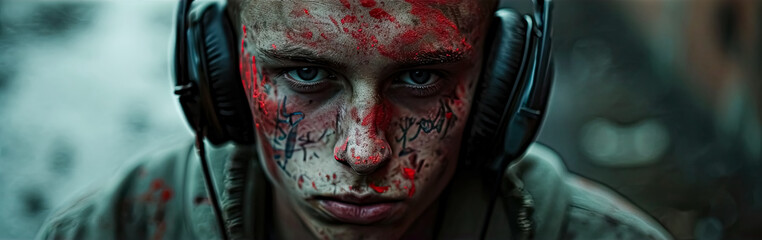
xmin=394 ymin=99 xmax=457 ymax=157
xmin=273 ymin=96 xmax=304 ymax=177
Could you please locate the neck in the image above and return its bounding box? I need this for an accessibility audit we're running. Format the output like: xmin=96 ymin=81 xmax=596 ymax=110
xmin=400 ymin=198 xmax=441 ymax=239
xmin=273 ymin=188 xmax=315 ymax=239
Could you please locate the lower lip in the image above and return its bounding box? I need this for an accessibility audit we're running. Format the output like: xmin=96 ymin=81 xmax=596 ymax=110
xmin=319 ymin=200 xmax=398 ymax=224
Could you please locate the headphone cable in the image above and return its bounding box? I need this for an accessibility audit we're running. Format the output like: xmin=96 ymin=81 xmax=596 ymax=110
xmin=196 ymin=125 xmax=231 ymax=240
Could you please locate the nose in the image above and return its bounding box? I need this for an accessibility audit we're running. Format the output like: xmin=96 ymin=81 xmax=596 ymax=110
xmin=334 ymin=103 xmax=393 ymax=175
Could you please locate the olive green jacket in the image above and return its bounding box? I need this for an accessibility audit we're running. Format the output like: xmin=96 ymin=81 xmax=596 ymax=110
xmin=37 ymin=138 xmax=672 ymax=239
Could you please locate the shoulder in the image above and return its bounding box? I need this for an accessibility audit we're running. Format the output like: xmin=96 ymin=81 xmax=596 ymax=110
xmin=37 ymin=137 xmax=195 ymax=240
xmin=562 ymin=175 xmax=672 ymax=240
xmin=510 ymin=144 xmax=672 ymax=240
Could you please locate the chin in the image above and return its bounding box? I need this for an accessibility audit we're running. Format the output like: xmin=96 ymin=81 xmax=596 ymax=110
xmin=305 ymin=222 xmax=407 ymax=240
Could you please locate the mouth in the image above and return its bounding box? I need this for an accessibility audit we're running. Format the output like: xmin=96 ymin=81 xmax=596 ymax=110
xmin=313 ymin=194 xmax=404 ymax=225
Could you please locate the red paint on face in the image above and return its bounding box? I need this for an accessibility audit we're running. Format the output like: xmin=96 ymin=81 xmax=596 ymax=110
xmin=360 ymin=0 xmax=377 ymax=8
xmin=334 ymin=137 xmax=349 ymax=161
xmin=376 ymin=0 xmax=472 ymax=61
xmin=445 ymin=112 xmax=452 ymax=119
xmin=303 ymin=8 xmax=310 ymax=15
xmin=350 ymin=107 xmax=359 ymax=121
xmin=351 ymin=148 xmax=360 ymax=160
xmin=241 ymin=26 xmax=271 ymax=117
xmin=369 ymin=182 xmax=390 ymax=193
xmin=403 ymin=167 xmax=416 ymax=197
xmin=340 ymin=0 xmax=351 ymax=9
xmin=301 ymin=31 xmax=314 ymax=39
xmin=368 ymin=154 xmax=380 ymax=164
xmin=369 ymin=8 xmax=396 ymax=22
xmin=341 ymin=15 xmax=357 ymax=24
xmin=360 ymin=103 xmax=392 ymax=140
xmin=312 ymin=181 xmax=318 ymax=190
xmin=298 ymin=176 xmax=304 ymax=189
xmin=407 ymin=153 xmax=418 ymax=168
xmin=329 ymin=16 xmax=340 ymax=27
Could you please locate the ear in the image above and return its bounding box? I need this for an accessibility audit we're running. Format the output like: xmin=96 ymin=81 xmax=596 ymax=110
xmin=175 ymin=1 xmax=255 ymax=145
xmin=460 ymin=9 xmax=528 ymax=168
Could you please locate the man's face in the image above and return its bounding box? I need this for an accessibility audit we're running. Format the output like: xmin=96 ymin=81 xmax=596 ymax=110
xmin=237 ymin=0 xmax=489 ymax=238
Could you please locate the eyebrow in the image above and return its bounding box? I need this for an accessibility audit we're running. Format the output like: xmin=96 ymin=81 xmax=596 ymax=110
xmin=259 ymin=45 xmax=468 ymax=69
xmin=401 ymin=49 xmax=467 ymax=67
xmin=260 ymin=46 xmax=345 ymax=69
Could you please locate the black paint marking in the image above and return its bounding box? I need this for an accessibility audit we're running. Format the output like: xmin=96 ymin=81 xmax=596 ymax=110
xmin=394 ymin=99 xmax=457 ymax=155
xmin=274 ymin=96 xmax=304 ymax=175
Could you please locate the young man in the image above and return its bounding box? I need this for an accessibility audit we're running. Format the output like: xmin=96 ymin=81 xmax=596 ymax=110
xmin=38 ymin=0 xmax=672 ymax=239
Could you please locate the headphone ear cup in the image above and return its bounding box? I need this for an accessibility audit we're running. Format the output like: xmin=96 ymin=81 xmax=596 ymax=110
xmin=197 ymin=4 xmax=255 ymax=144
xmin=461 ymin=9 xmax=527 ymax=167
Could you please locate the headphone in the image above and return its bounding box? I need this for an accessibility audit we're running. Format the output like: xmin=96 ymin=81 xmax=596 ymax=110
xmin=173 ymin=0 xmax=553 ymax=239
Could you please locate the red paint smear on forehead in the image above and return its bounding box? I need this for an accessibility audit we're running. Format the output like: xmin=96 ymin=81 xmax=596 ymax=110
xmin=369 ymin=8 xmax=396 ymax=22
xmin=376 ymin=0 xmax=472 ymax=61
xmin=341 ymin=15 xmax=357 ymax=24
xmin=360 ymin=0 xmax=377 ymax=8
xmin=369 ymin=182 xmax=390 ymax=193
xmin=340 ymin=0 xmax=351 ymax=9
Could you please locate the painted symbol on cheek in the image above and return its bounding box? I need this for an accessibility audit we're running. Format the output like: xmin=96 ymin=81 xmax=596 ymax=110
xmin=273 ymin=96 xmax=305 ymax=177
xmin=369 ymin=182 xmax=390 ymax=193
xmin=395 ymin=99 xmax=457 ymax=156
xmin=403 ymin=167 xmax=416 ymax=197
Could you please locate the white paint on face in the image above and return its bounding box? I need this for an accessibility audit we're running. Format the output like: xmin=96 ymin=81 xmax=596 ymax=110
xmin=236 ymin=0 xmax=490 ymax=238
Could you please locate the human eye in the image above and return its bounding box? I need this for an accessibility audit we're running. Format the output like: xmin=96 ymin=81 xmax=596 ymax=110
xmin=395 ymin=70 xmax=444 ymax=97
xmin=282 ymin=67 xmax=335 ymax=93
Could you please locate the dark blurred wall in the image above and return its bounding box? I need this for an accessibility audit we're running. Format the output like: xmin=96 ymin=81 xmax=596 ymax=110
xmin=0 ymin=2 xmax=185 ymax=238
xmin=499 ymin=0 xmax=761 ymax=239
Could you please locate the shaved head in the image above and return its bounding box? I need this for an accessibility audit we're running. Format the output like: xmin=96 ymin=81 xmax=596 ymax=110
xmin=228 ymin=0 xmax=500 ymax=35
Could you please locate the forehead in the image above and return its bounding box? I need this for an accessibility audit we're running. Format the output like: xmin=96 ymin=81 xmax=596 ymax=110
xmin=238 ymin=0 xmax=489 ymax=62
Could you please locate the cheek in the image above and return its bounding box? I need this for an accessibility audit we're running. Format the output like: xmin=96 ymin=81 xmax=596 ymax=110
xmin=387 ymin=77 xmax=474 ymax=196
xmin=242 ymin=70 xmax=344 ymax=193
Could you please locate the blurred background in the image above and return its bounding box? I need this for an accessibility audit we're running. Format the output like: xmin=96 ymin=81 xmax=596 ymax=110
xmin=0 ymin=0 xmax=759 ymax=239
